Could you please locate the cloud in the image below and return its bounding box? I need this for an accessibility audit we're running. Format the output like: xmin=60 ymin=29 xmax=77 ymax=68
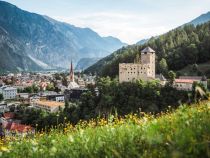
xmin=53 ymin=12 xmax=175 ymax=44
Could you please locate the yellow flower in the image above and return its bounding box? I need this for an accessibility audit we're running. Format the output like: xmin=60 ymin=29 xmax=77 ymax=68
xmin=1 ymin=146 xmax=9 ymax=152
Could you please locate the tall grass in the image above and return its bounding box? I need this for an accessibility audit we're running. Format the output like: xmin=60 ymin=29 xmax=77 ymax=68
xmin=1 ymin=102 xmax=210 ymax=158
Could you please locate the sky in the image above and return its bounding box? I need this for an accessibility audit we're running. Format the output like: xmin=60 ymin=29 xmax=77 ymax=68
xmin=4 ymin=0 xmax=210 ymax=44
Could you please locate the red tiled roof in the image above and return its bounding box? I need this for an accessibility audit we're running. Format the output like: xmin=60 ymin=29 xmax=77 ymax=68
xmin=3 ymin=121 xmax=33 ymax=132
xmin=3 ymin=112 xmax=15 ymax=119
xmin=175 ymin=79 xmax=196 ymax=84
xmin=10 ymin=123 xmax=33 ymax=132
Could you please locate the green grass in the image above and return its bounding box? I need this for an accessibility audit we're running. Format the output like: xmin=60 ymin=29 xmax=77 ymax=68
xmin=1 ymin=102 xmax=210 ymax=158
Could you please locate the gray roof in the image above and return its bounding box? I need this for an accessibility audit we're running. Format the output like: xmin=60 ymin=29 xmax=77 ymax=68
xmin=3 ymin=87 xmax=17 ymax=91
xmin=141 ymin=47 xmax=155 ymax=53
xmin=156 ymin=74 xmax=167 ymax=81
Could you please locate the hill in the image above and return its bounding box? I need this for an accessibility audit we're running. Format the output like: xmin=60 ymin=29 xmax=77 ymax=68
xmin=75 ymin=57 xmax=101 ymax=71
xmin=0 ymin=1 xmax=126 ymax=73
xmin=1 ymin=101 xmax=210 ymax=158
xmin=177 ymin=61 xmax=210 ymax=77
xmin=85 ymin=20 xmax=210 ymax=77
xmin=188 ymin=11 xmax=210 ymax=26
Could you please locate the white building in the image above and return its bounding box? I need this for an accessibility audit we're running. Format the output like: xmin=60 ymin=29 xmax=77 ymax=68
xmin=0 ymin=86 xmax=17 ymax=100
xmin=0 ymin=103 xmax=10 ymax=113
xmin=119 ymin=47 xmax=156 ymax=83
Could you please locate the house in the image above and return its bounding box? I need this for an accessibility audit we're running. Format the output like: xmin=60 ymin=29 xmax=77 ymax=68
xmin=3 ymin=112 xmax=15 ymax=120
xmin=17 ymin=93 xmax=30 ymax=103
xmin=2 ymin=121 xmax=34 ymax=137
xmin=46 ymin=94 xmax=65 ymax=102
xmin=0 ymin=112 xmax=34 ymax=137
xmin=0 ymin=103 xmax=10 ymax=113
xmin=119 ymin=47 xmax=156 ymax=83
xmin=29 ymin=95 xmax=41 ymax=103
xmin=31 ymin=100 xmax=65 ymax=113
xmin=0 ymin=86 xmax=17 ymax=100
xmin=174 ymin=76 xmax=207 ymax=91
xmin=155 ymin=74 xmax=167 ymax=85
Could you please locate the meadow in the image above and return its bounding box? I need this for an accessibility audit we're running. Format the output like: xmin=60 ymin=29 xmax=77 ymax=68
xmin=0 ymin=101 xmax=210 ymax=158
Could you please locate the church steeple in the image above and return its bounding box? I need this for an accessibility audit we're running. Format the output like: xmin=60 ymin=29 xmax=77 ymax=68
xmin=70 ymin=61 xmax=74 ymax=82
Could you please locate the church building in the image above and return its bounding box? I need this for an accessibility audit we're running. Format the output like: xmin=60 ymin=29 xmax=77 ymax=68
xmin=68 ymin=61 xmax=80 ymax=89
xmin=119 ymin=47 xmax=156 ymax=83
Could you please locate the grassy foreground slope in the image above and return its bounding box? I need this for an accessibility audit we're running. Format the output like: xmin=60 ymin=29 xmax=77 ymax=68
xmin=1 ymin=102 xmax=210 ymax=158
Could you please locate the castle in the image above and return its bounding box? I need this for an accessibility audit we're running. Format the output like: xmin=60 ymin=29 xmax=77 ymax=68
xmin=119 ymin=47 xmax=156 ymax=83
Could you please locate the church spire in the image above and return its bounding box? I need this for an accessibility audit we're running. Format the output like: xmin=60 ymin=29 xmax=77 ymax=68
xmin=70 ymin=60 xmax=74 ymax=82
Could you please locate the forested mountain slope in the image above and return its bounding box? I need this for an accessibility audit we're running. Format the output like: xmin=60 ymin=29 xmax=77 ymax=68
xmin=85 ymin=21 xmax=210 ymax=77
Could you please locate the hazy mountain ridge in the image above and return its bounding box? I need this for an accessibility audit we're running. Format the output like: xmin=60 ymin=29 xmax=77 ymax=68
xmin=75 ymin=58 xmax=101 ymax=71
xmin=0 ymin=1 xmax=126 ymax=73
xmin=188 ymin=11 xmax=210 ymax=26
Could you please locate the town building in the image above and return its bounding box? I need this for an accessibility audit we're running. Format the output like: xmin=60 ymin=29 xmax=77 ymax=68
xmin=46 ymin=94 xmax=65 ymax=102
xmin=174 ymin=76 xmax=207 ymax=91
xmin=119 ymin=47 xmax=156 ymax=83
xmin=31 ymin=100 xmax=65 ymax=113
xmin=0 ymin=103 xmax=10 ymax=113
xmin=1 ymin=112 xmax=34 ymax=137
xmin=155 ymin=74 xmax=167 ymax=85
xmin=0 ymin=86 xmax=17 ymax=100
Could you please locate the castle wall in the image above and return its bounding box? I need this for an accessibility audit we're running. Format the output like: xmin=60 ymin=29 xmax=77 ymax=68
xmin=119 ymin=51 xmax=155 ymax=83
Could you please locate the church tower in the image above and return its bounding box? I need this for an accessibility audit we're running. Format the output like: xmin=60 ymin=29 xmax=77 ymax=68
xmin=70 ymin=61 xmax=74 ymax=82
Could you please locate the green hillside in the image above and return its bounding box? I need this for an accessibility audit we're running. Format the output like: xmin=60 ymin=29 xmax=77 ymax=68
xmin=177 ymin=61 xmax=210 ymax=77
xmin=85 ymin=22 xmax=210 ymax=78
xmin=1 ymin=101 xmax=210 ymax=158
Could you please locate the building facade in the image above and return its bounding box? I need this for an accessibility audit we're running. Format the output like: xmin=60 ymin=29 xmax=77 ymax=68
xmin=119 ymin=47 xmax=156 ymax=83
xmin=0 ymin=86 xmax=17 ymax=100
xmin=31 ymin=100 xmax=64 ymax=113
xmin=174 ymin=76 xmax=207 ymax=91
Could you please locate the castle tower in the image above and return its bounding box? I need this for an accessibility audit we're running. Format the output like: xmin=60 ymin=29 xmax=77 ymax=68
xmin=70 ymin=61 xmax=74 ymax=82
xmin=141 ymin=47 xmax=156 ymax=79
xmin=119 ymin=47 xmax=156 ymax=83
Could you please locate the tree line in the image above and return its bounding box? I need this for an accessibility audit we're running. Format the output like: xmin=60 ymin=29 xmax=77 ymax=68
xmin=14 ymin=77 xmax=193 ymax=130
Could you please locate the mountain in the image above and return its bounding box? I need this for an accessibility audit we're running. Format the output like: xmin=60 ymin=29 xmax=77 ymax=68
xmin=188 ymin=11 xmax=210 ymax=26
xmin=85 ymin=14 xmax=210 ymax=77
xmin=136 ymin=39 xmax=149 ymax=45
xmin=75 ymin=58 xmax=101 ymax=71
xmin=0 ymin=1 xmax=126 ymax=73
